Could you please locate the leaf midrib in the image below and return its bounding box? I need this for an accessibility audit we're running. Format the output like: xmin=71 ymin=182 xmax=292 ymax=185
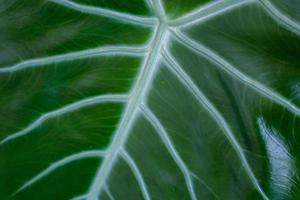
xmin=86 ymin=23 xmax=168 ymax=199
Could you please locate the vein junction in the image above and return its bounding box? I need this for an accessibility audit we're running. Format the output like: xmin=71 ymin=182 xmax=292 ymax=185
xmin=5 ymin=0 xmax=300 ymax=199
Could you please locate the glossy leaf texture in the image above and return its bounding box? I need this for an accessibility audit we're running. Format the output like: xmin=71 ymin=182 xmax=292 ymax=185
xmin=0 ymin=0 xmax=299 ymax=199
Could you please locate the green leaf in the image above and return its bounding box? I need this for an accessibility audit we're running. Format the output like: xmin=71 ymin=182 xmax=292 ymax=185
xmin=0 ymin=0 xmax=299 ymax=199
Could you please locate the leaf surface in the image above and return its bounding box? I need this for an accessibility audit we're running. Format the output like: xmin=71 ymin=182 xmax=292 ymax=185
xmin=0 ymin=0 xmax=300 ymax=199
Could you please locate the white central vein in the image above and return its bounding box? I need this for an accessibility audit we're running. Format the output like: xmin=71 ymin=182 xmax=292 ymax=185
xmin=86 ymin=23 xmax=168 ymax=200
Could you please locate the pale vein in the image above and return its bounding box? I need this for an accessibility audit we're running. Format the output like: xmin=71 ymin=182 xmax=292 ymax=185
xmin=259 ymin=0 xmax=300 ymax=36
xmin=104 ymin=185 xmax=115 ymax=200
xmin=70 ymin=194 xmax=87 ymax=200
xmin=170 ymin=0 xmax=255 ymax=27
xmin=0 ymin=46 xmax=147 ymax=73
xmin=162 ymin=49 xmax=269 ymax=200
xmin=49 ymin=0 xmax=157 ymax=27
xmin=120 ymin=149 xmax=151 ymax=200
xmin=140 ymin=104 xmax=198 ymax=200
xmin=151 ymin=0 xmax=166 ymax=22
xmin=0 ymin=94 xmax=128 ymax=145
xmin=13 ymin=150 xmax=106 ymax=196
xmin=170 ymin=29 xmax=300 ymax=116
